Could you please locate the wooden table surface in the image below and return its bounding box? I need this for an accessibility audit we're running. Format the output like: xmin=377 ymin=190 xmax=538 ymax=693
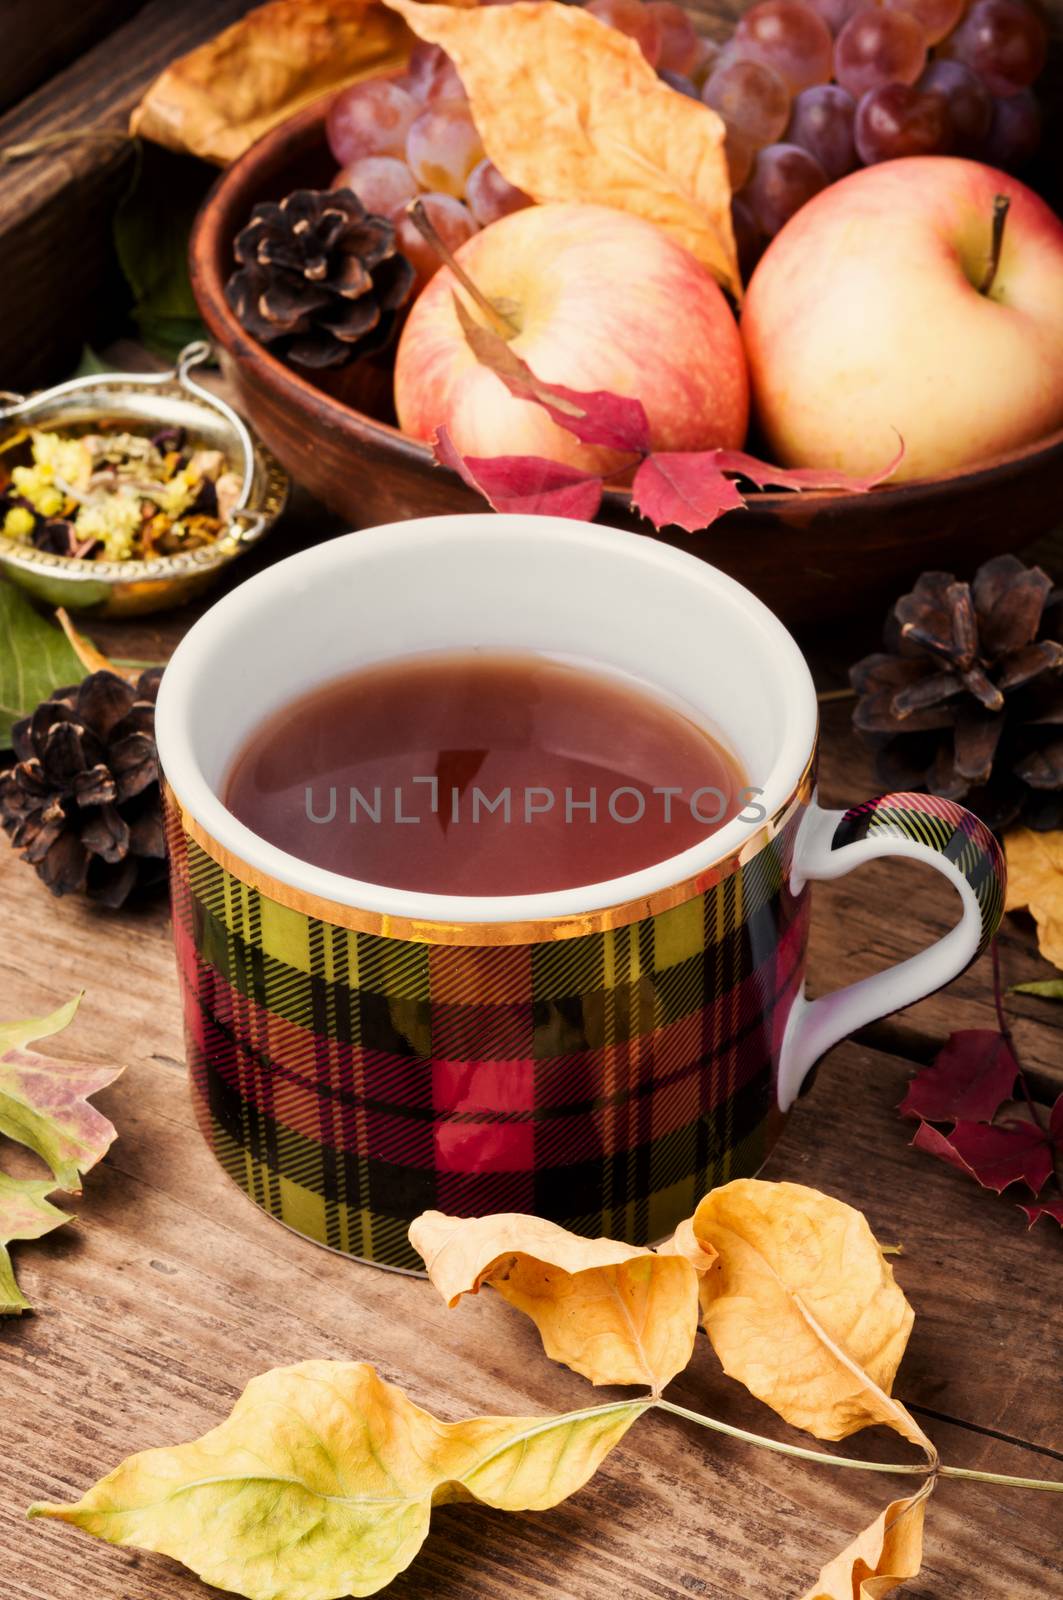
xmin=1 ymin=494 xmax=1062 ymax=1600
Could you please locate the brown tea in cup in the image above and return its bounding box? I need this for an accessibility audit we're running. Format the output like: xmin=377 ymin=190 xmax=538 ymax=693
xmin=224 ymin=649 xmax=748 ymax=894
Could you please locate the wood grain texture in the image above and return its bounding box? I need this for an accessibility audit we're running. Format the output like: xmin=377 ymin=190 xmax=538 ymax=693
xmin=0 ymin=0 xmax=254 ymax=389
xmin=0 ymin=0 xmax=147 ymax=113
xmin=1 ymin=580 xmax=1062 ymax=1599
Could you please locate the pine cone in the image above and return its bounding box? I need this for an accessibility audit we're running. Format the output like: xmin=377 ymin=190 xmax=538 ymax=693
xmin=0 ymin=669 xmax=166 ymax=908
xmin=851 ymin=556 xmax=1063 ymax=832
xmin=225 ymin=188 xmax=414 ymax=370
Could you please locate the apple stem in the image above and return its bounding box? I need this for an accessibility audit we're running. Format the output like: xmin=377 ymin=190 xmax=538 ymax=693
xmin=406 ymin=198 xmax=519 ymax=340
xmin=979 ymin=195 xmax=1010 ymax=297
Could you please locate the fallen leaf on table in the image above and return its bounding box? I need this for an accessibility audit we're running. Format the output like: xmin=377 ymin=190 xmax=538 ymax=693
xmin=898 ymin=1030 xmax=1018 ymax=1125
xmin=902 ymin=1009 xmax=1063 ymax=1228
xmin=1004 ymin=827 xmax=1063 ymax=971
xmin=434 ymin=427 xmax=605 ymax=520
xmin=130 ymin=0 xmax=416 ymax=166
xmin=0 ymin=995 xmax=122 ymax=1190
xmin=0 ymin=581 xmax=86 ymax=747
xmin=452 ymin=297 xmax=652 ymax=454
xmin=0 ymin=1172 xmax=70 ymax=1314
xmin=31 ymin=1360 xmax=649 ymax=1600
xmin=1012 ymin=978 xmax=1063 ymax=999
xmin=1019 ymin=1193 xmax=1063 ymax=1226
xmin=385 ymin=0 xmax=740 ymax=295
xmin=912 ymin=1116 xmax=1056 ymax=1195
xmin=411 ymin=1209 xmax=700 ymax=1390
xmin=800 ymin=1489 xmax=929 ymax=1600
xmin=669 ymin=1180 xmax=928 ymax=1449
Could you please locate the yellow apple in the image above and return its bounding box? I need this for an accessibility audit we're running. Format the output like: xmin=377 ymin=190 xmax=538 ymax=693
xmin=741 ymin=157 xmax=1063 ymax=482
xmin=395 ymin=202 xmax=749 ymax=475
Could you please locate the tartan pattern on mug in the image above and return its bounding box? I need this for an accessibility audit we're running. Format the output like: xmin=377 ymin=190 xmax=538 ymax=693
xmin=166 ymin=801 xmax=804 ymax=1272
xmin=832 ymin=792 xmax=1005 ymax=956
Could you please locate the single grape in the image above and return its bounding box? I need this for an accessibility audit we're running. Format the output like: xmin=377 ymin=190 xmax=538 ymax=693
xmin=786 ymin=83 xmax=857 ymax=178
xmin=854 ymin=81 xmax=954 ymax=162
xmin=703 ymin=58 xmax=792 ymax=148
xmin=725 ymin=127 xmax=755 ymax=189
xmin=746 ymin=141 xmax=828 ymax=235
xmin=883 ymin=0 xmax=963 ymax=45
xmin=917 ymin=60 xmax=991 ymax=151
xmin=332 ymin=156 xmax=420 ymax=217
xmin=983 ymin=87 xmax=1042 ymax=165
xmin=659 ymin=68 xmax=701 ymax=97
xmin=731 ymin=194 xmax=764 ymax=279
xmin=689 ymin=35 xmax=722 ymax=85
xmin=834 ymin=7 xmax=928 ymax=99
xmin=402 ymin=41 xmax=467 ymax=105
xmin=805 ymin=0 xmax=862 ymax=35
xmin=326 ymin=80 xmax=420 ymax=165
xmin=406 ymin=103 xmax=484 ymax=198
xmin=943 ymin=0 xmax=1047 ymax=98
xmin=731 ymin=1 xmax=834 ymax=93
xmin=586 ymin=0 xmax=662 ymax=66
xmin=395 ymin=194 xmax=479 ymax=291
xmin=465 ymin=158 xmax=532 ymax=225
xmin=645 ymin=1 xmax=700 ymax=73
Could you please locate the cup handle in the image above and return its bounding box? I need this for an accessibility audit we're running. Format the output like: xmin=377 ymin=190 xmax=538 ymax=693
xmin=777 ymin=790 xmax=1006 ymax=1112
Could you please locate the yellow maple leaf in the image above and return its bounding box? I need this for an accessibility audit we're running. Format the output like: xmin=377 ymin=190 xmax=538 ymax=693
xmin=411 ymin=1209 xmax=700 ymax=1391
xmin=669 ymin=1180 xmax=931 ymax=1451
xmin=801 ymin=1488 xmax=930 ymax=1600
xmin=1004 ymin=826 xmax=1063 ymax=971
xmin=384 ymin=0 xmax=740 ymax=296
xmin=31 ymin=1361 xmax=649 ymax=1600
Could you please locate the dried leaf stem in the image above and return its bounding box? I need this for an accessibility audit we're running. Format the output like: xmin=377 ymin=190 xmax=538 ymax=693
xmin=406 ymin=198 xmax=519 ymax=340
xmin=656 ymin=1398 xmax=1063 ymax=1491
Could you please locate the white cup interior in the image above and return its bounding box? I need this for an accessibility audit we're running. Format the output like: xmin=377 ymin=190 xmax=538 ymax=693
xmin=155 ymin=514 xmax=818 ymax=922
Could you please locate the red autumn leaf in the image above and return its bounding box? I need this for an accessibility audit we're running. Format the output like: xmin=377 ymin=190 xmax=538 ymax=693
xmin=453 ymin=297 xmax=651 ymax=454
xmin=898 ymin=1030 xmax=1019 ymax=1125
xmin=912 ymin=1118 xmax=1055 ymax=1195
xmin=1019 ymin=1194 xmax=1063 ymax=1227
xmin=709 ymin=437 xmax=905 ymax=494
xmin=631 ymin=452 xmax=747 ymax=533
xmin=433 ymin=426 xmax=604 ymax=520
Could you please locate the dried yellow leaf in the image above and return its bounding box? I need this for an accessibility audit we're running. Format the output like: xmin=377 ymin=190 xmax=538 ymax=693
xmin=31 ymin=1360 xmax=649 ymax=1600
xmin=801 ymin=1489 xmax=930 ymax=1600
xmin=384 ymin=0 xmax=740 ymax=295
xmin=673 ymin=1180 xmax=930 ymax=1450
xmin=131 ymin=0 xmax=413 ymax=166
xmin=1004 ymin=826 xmax=1063 ymax=971
xmin=412 ymin=1209 xmax=699 ymax=1391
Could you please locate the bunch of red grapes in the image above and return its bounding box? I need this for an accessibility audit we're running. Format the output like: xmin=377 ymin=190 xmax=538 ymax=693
xmin=327 ymin=41 xmax=533 ymax=292
xmin=327 ymin=0 xmax=1049 ymax=290
xmin=586 ymin=0 xmax=1048 ymax=275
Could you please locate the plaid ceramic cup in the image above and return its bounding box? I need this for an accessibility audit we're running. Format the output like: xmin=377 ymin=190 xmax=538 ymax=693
xmin=155 ymin=516 xmax=1005 ymax=1271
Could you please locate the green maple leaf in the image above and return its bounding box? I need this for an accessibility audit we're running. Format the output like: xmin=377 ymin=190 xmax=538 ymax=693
xmin=0 ymin=995 xmax=122 ymax=1191
xmin=0 ymin=995 xmax=122 ymax=1313
xmin=0 ymin=1173 xmax=70 ymax=1314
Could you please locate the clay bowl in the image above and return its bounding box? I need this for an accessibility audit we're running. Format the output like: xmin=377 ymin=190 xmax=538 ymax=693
xmin=189 ymin=94 xmax=1063 ymax=626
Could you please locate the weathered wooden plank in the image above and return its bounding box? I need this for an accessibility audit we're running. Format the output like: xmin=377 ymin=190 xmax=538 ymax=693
xmin=0 ymin=0 xmax=253 ymax=389
xmin=0 ymin=0 xmax=147 ymax=113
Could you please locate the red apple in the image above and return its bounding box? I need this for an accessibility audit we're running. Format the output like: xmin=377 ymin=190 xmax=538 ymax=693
xmin=741 ymin=157 xmax=1063 ymax=483
xmin=394 ymin=203 xmax=749 ymax=474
